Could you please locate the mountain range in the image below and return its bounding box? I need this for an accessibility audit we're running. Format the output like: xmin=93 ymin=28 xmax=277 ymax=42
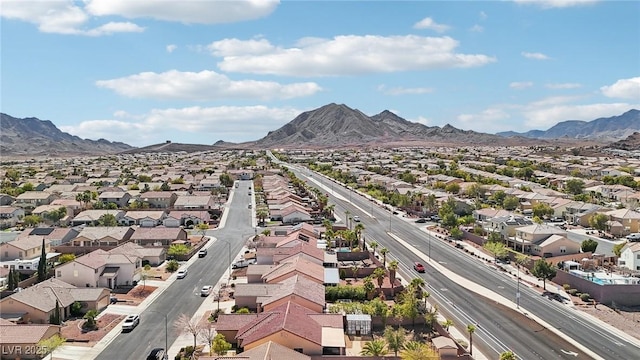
xmin=255 ymin=103 xmax=512 ymax=148
xmin=0 ymin=113 xmax=132 ymax=157
xmin=497 ymin=109 xmax=640 ymax=141
xmin=2 ymin=106 xmax=639 ymax=156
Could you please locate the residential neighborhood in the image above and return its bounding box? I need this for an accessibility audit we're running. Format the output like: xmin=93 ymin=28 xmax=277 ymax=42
xmin=0 ymin=146 xmax=639 ymax=360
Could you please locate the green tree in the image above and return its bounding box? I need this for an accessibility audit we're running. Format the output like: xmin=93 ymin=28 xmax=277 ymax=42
xmin=166 ymin=259 xmax=180 ymax=272
xmin=211 ymin=333 xmax=232 ymax=355
xmin=360 ymin=339 xmax=387 ymax=356
xmin=581 ymin=239 xmax=599 ymax=253
xmin=531 ymin=259 xmax=557 ymax=290
xmin=532 ymin=202 xmax=554 ymax=219
xmin=83 ymin=309 xmax=98 ymax=330
xmin=503 ymin=195 xmax=519 ymax=211
xmin=589 ymin=213 xmax=609 ymax=232
xmin=380 ymin=247 xmax=389 ymax=268
xmin=38 ymin=239 xmax=47 ymax=282
xmin=384 ymin=326 xmax=406 ymax=357
xmin=613 ymin=241 xmax=627 ymax=257
xmin=23 ymin=214 xmax=42 ymax=227
xmin=388 ymin=260 xmax=399 ymax=297
xmin=483 ymin=241 xmax=507 ymax=263
xmin=219 ymin=173 xmax=234 ymax=187
xmin=37 ymin=334 xmax=66 ymax=359
xmin=58 ymin=253 xmax=76 ymax=264
xmin=373 ymin=267 xmax=386 ymax=293
xmin=168 ymin=244 xmax=190 ymax=256
xmin=467 ymin=324 xmax=476 ymax=355
xmin=7 ymin=269 xmax=16 ymax=291
xmin=445 ymin=183 xmax=461 ymax=194
xmin=98 ymin=214 xmax=117 ymax=227
xmin=565 ymin=179 xmax=585 ymax=195
xmin=256 ymin=207 xmax=269 ymax=226
xmin=441 ymin=319 xmax=453 ymax=332
xmin=196 ymin=223 xmax=210 ymax=235
xmin=400 ymin=341 xmax=439 ymax=360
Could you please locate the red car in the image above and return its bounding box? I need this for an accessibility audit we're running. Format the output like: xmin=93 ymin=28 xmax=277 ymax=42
xmin=413 ymin=262 xmax=425 ymax=273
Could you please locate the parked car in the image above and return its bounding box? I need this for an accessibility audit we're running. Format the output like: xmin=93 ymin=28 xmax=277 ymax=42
xmin=146 ymin=348 xmax=165 ymax=360
xmin=176 ymin=268 xmax=188 ymax=279
xmin=626 ymin=233 xmax=640 ymax=241
xmin=232 ymin=259 xmax=256 ymax=269
xmin=122 ymin=314 xmax=140 ymax=331
xmin=413 ymin=262 xmax=426 ymax=273
xmin=198 ymin=249 xmax=207 ymax=258
xmin=415 ymin=218 xmax=428 ymax=223
xmin=201 ymin=285 xmax=213 ymax=297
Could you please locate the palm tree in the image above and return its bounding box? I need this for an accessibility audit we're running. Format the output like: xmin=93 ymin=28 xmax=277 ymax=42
xmin=373 ymin=267 xmax=386 ymax=294
xmin=388 ymin=260 xmax=399 ymax=297
xmin=256 ymin=207 xmax=269 ymax=226
xmin=441 ymin=319 xmax=453 ymax=332
xmin=500 ymin=350 xmax=517 ymax=360
xmin=360 ymin=339 xmax=387 ymax=356
xmin=380 ymin=247 xmax=389 ymax=268
xmin=424 ymin=308 xmax=437 ymax=334
xmin=369 ymin=240 xmax=379 ymax=256
xmin=350 ymin=264 xmax=358 ymax=282
xmin=354 ymin=223 xmax=365 ymax=249
xmin=401 ymin=341 xmax=439 ymax=360
xmin=384 ymin=326 xmax=406 ymax=357
xmin=345 ymin=210 xmax=351 ymax=229
xmin=467 ymin=324 xmax=476 ymax=355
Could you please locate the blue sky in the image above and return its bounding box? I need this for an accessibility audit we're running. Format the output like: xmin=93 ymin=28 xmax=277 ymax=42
xmin=2 ymin=0 xmax=639 ymax=147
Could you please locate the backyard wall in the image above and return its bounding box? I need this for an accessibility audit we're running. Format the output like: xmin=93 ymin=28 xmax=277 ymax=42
xmin=553 ymin=270 xmax=640 ymax=306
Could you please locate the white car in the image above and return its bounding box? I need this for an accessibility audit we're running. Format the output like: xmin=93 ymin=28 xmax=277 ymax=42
xmin=352 ymin=216 xmax=361 ymax=222
xmin=201 ymin=285 xmax=213 ymax=297
xmin=176 ymin=268 xmax=188 ymax=279
xmin=122 ymin=314 xmax=140 ymax=331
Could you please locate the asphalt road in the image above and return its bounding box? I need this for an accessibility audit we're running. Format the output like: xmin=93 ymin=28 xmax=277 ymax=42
xmin=295 ymin=166 xmax=639 ymax=360
xmin=95 ymin=181 xmax=257 ymax=360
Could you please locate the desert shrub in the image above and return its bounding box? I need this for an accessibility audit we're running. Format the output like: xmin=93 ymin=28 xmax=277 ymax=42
xmin=325 ymin=285 xmax=367 ymax=302
xmin=562 ymin=284 xmax=571 ymax=290
xmin=70 ymin=301 xmax=83 ymax=317
xmin=567 ymin=289 xmax=578 ymax=296
xmin=580 ymin=293 xmax=591 ymax=301
xmin=166 ymin=260 xmax=179 ymax=272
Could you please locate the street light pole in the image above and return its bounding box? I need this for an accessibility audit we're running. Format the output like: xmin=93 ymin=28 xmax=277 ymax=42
xmin=516 ymin=266 xmax=521 ymax=309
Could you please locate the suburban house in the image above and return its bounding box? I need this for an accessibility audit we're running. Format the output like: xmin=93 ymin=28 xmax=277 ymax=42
xmin=70 ymin=226 xmax=135 ymax=247
xmin=0 ymin=194 xmax=15 ymax=206
xmin=484 ymin=215 xmax=533 ymax=240
xmin=55 ymin=248 xmax=142 ymax=289
xmin=19 ymin=227 xmax=78 ymax=246
xmin=216 ymin=301 xmax=345 ymax=356
xmin=260 ymin=254 xmax=326 ymax=285
xmin=0 ymin=206 xmax=24 ymax=229
xmin=137 ymin=191 xmax=177 ymax=209
xmin=513 ymin=224 xmax=568 ymax=254
xmin=473 ymin=208 xmax=512 ymax=223
xmin=13 ymin=192 xmax=56 ymax=212
xmin=0 ymin=278 xmax=110 ymax=324
xmin=0 ymin=236 xmax=51 ymax=261
xmin=0 ymin=319 xmax=62 ymax=360
xmin=97 ymin=191 xmax=132 ymax=208
xmin=119 ymin=211 xmax=167 ymax=227
xmin=109 ymin=242 xmax=166 ymax=267
xmin=70 ymin=209 xmax=125 ymax=226
xmin=270 ymin=204 xmax=312 ymax=224
xmin=129 ymin=227 xmax=188 ymax=247
xmin=197 ymin=341 xmax=311 ymax=360
xmin=163 ymin=210 xmax=211 ymax=228
xmin=605 ymin=208 xmax=640 ymax=235
xmin=174 ymin=194 xmax=216 ymax=210
xmin=234 ymin=274 xmax=325 ymax=313
xmin=618 ymin=242 xmax=640 ymax=271
xmin=529 ymin=234 xmax=581 ymax=258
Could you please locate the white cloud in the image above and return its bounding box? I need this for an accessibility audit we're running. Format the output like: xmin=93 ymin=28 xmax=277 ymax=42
xmin=455 ymin=108 xmax=512 ymax=133
xmin=411 ymin=116 xmax=432 ymax=125
xmin=514 ymin=0 xmax=599 ymax=9
xmin=85 ymin=0 xmax=279 ymax=24
xmin=166 ymin=44 xmax=177 ymax=53
xmin=61 ymin=105 xmax=302 ymax=146
xmin=413 ymin=17 xmax=451 ymax=33
xmin=600 ymin=77 xmax=640 ymax=100
xmin=522 ymin=102 xmax=638 ymax=129
xmin=510 ymin=81 xmax=533 ymax=89
xmin=521 ymin=51 xmax=550 ymax=60
xmin=96 ymin=70 xmax=322 ymax=100
xmin=479 ymin=11 xmax=488 ymax=20
xmin=545 ymin=83 xmax=582 ymax=89
xmin=377 ymin=85 xmax=434 ymax=95
xmin=212 ymin=35 xmax=496 ymax=77
xmin=0 ymin=0 xmax=144 ymax=36
xmin=470 ymin=25 xmax=484 ymax=32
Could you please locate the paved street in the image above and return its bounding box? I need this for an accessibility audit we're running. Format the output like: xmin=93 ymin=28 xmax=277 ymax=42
xmin=292 ymin=165 xmax=640 ymax=360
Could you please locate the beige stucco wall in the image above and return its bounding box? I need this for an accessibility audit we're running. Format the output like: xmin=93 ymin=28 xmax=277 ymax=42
xmin=56 ymin=262 xmax=99 ymax=288
xmin=0 ymin=299 xmax=48 ymax=324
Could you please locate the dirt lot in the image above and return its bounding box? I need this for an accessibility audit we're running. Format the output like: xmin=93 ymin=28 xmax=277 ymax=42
xmin=60 ymin=314 xmax=124 ymax=345
xmin=572 ymin=300 xmax=640 ymax=341
xmin=112 ymin=285 xmax=158 ymax=306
